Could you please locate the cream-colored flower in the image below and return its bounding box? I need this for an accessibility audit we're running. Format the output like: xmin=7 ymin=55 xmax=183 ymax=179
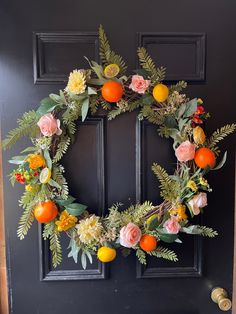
xmin=66 ymin=69 xmax=86 ymax=94
xmin=76 ymin=215 xmax=102 ymax=244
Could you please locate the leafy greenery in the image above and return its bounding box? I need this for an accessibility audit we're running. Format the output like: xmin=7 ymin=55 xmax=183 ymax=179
xmin=53 ymin=135 xmax=71 ymax=163
xmin=43 ymin=221 xmax=55 ymax=240
xmin=99 ymin=25 xmax=127 ymax=75
xmin=182 ymin=225 xmax=218 ymax=237
xmin=49 ymin=227 xmax=62 ymax=267
xmin=207 ymin=124 xmax=236 ymax=149
xmin=2 ymin=111 xmax=38 ymax=150
xmin=148 ymin=246 xmax=178 ymax=262
xmin=136 ymin=249 xmax=147 ymax=265
xmin=137 ymin=47 xmax=166 ymax=84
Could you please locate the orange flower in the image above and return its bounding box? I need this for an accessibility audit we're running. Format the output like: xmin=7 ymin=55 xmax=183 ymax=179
xmin=56 ymin=210 xmax=78 ymax=232
xmin=27 ymin=154 xmax=45 ymax=169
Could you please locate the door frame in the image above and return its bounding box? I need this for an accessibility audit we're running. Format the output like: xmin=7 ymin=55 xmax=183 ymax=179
xmin=0 ymin=138 xmax=235 ymax=314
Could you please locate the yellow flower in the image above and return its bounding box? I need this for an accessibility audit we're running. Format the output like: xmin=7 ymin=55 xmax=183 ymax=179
xmin=25 ymin=184 xmax=33 ymax=192
xmin=193 ymin=126 xmax=206 ymax=145
xmin=76 ymin=215 xmax=102 ymax=244
xmin=55 ymin=210 xmax=78 ymax=232
xmin=186 ymin=180 xmax=198 ymax=192
xmin=169 ymin=204 xmax=188 ymax=222
xmin=27 ymin=154 xmax=45 ymax=170
xmin=197 ymin=98 xmax=203 ymax=105
xmin=199 ymin=176 xmax=209 ymax=187
xmin=66 ymin=69 xmax=86 ymax=94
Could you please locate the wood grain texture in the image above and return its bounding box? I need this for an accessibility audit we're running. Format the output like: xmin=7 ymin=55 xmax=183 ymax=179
xmin=0 ymin=131 xmax=9 ymax=314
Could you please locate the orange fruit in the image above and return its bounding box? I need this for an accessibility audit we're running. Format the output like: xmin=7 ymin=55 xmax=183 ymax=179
xmin=194 ymin=147 xmax=216 ymax=169
xmin=139 ymin=234 xmax=157 ymax=252
xmin=34 ymin=200 xmax=58 ymax=223
xmin=101 ymin=80 xmax=123 ymax=103
xmin=152 ymin=84 xmax=169 ymax=102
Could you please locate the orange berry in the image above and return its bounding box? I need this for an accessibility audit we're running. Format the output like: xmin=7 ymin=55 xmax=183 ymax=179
xmin=101 ymin=80 xmax=123 ymax=103
xmin=34 ymin=200 xmax=58 ymax=223
xmin=194 ymin=147 xmax=216 ymax=169
xmin=139 ymin=234 xmax=157 ymax=252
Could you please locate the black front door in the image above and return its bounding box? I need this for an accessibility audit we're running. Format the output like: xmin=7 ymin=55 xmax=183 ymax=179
xmin=1 ymin=0 xmax=235 ymax=313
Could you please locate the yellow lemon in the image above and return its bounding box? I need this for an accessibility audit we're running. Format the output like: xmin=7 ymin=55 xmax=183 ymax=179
xmin=97 ymin=246 xmax=116 ymax=263
xmin=39 ymin=167 xmax=51 ymax=184
xmin=152 ymin=84 xmax=169 ymax=102
xmin=146 ymin=214 xmax=158 ymax=225
xmin=104 ymin=64 xmax=120 ymax=78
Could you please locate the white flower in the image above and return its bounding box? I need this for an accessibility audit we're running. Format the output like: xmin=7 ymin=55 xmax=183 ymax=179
xmin=188 ymin=192 xmax=208 ymax=215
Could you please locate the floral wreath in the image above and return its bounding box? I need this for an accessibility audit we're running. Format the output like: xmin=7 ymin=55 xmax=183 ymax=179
xmin=2 ymin=26 xmax=236 ymax=269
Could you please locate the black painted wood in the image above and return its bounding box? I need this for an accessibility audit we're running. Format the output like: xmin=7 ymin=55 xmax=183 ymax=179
xmin=1 ymin=0 xmax=236 ymax=313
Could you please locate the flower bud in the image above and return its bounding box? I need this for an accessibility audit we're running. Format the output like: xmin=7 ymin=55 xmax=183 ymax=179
xmin=193 ymin=126 xmax=206 ymax=145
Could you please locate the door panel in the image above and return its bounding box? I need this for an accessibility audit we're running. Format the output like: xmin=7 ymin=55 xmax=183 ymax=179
xmin=1 ymin=0 xmax=235 ymax=313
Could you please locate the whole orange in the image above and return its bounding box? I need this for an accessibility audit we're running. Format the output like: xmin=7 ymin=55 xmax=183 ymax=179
xmin=194 ymin=147 xmax=216 ymax=169
xmin=34 ymin=200 xmax=58 ymax=223
xmin=139 ymin=234 xmax=157 ymax=252
xmin=101 ymin=80 xmax=123 ymax=103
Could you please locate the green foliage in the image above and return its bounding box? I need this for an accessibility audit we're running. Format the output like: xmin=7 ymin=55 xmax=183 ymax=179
xmin=90 ymin=96 xmax=100 ymax=114
xmin=138 ymin=105 xmax=165 ymax=125
xmin=148 ymin=246 xmax=178 ymax=262
xmin=100 ymin=99 xmax=112 ymax=111
xmin=2 ymin=111 xmax=38 ymax=150
xmin=137 ymin=47 xmax=166 ymax=84
xmin=107 ymin=108 xmax=122 ymax=120
xmin=49 ymin=228 xmax=62 ymax=267
xmin=182 ymin=225 xmax=218 ymax=238
xmin=53 ymin=136 xmax=71 ymax=163
xmin=169 ymin=81 xmax=187 ymax=93
xmin=52 ymin=164 xmax=69 ymax=199
xmin=122 ymin=201 xmax=153 ymax=226
xmin=99 ymin=25 xmax=127 ymax=75
xmin=207 ymin=124 xmax=236 ymax=149
xmin=43 ymin=221 xmax=55 ymax=240
xmin=136 ymin=249 xmax=147 ymax=265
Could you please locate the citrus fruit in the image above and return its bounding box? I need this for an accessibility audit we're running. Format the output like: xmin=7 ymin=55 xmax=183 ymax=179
xmin=101 ymin=80 xmax=123 ymax=103
xmin=34 ymin=200 xmax=58 ymax=223
xmin=97 ymin=246 xmax=116 ymax=263
xmin=139 ymin=234 xmax=157 ymax=252
xmin=152 ymin=84 xmax=169 ymax=102
xmin=194 ymin=147 xmax=216 ymax=169
xmin=146 ymin=214 xmax=158 ymax=225
xmin=39 ymin=167 xmax=51 ymax=184
xmin=104 ymin=64 xmax=120 ymax=78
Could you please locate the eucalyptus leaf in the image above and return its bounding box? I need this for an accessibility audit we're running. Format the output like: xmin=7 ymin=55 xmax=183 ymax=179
xmin=81 ymin=98 xmax=89 ymax=122
xmin=81 ymin=252 xmax=87 ymax=270
xmin=60 ymin=90 xmax=67 ymax=104
xmin=212 ymin=151 xmax=227 ymax=171
xmin=88 ymin=78 xmax=105 ymax=86
xmin=142 ymin=94 xmax=154 ymax=105
xmin=177 ymin=103 xmax=186 ymax=119
xmin=36 ymin=97 xmax=59 ymax=117
xmin=165 ymin=116 xmax=178 ymax=128
xmin=159 ymin=233 xmax=178 ymax=243
xmin=88 ymin=86 xmax=97 ymax=95
xmin=86 ymin=251 xmax=93 ymax=264
xmin=56 ymin=195 xmax=76 ymax=206
xmin=20 ymin=146 xmax=38 ymax=153
xmin=65 ymin=203 xmax=87 ymax=216
xmin=43 ymin=149 xmax=52 ymax=170
xmin=68 ymin=238 xmax=79 ymax=263
xmin=49 ymin=93 xmax=62 ymax=103
xmin=178 ymin=118 xmax=188 ymax=131
xmin=183 ymin=98 xmax=198 ymax=118
xmin=48 ymin=179 xmax=61 ymax=189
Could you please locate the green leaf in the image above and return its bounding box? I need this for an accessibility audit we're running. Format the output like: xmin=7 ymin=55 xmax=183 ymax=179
xmin=55 ymin=195 xmax=76 ymax=207
xmin=43 ymin=149 xmax=52 ymax=170
xmin=178 ymin=118 xmax=188 ymax=131
xmin=158 ymin=232 xmax=178 ymax=243
xmin=48 ymin=179 xmax=61 ymax=189
xmin=142 ymin=94 xmax=155 ymax=105
xmin=183 ymin=98 xmax=197 ymax=118
xmin=49 ymin=93 xmax=62 ymax=103
xmin=68 ymin=238 xmax=79 ymax=263
xmin=20 ymin=146 xmax=38 ymax=153
xmin=212 ymin=151 xmax=227 ymax=171
xmin=81 ymin=251 xmax=87 ymax=269
xmin=81 ymin=98 xmax=89 ymax=122
xmin=147 ymin=216 xmax=159 ymax=231
xmin=176 ymin=103 xmax=187 ymax=119
xmin=164 ymin=116 xmax=178 ymax=128
xmin=88 ymin=86 xmax=97 ymax=95
xmin=65 ymin=203 xmax=87 ymax=216
xmin=9 ymin=155 xmax=27 ymax=164
xmin=36 ymin=97 xmax=59 ymax=117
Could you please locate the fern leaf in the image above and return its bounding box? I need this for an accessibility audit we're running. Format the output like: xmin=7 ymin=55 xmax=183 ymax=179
xmin=53 ymin=136 xmax=71 ymax=163
xmin=207 ymin=124 xmax=236 ymax=149
xmin=43 ymin=221 xmax=56 ymax=240
xmin=52 ymin=164 xmax=69 ymax=199
xmin=2 ymin=111 xmax=38 ymax=150
xmin=100 ymin=99 xmax=112 ymax=111
xmin=90 ymin=96 xmax=100 ymax=114
xmin=99 ymin=25 xmax=127 ymax=75
xmin=17 ymin=205 xmax=35 ymax=240
xmin=107 ymin=108 xmax=122 ymax=120
xmin=195 ymin=226 xmax=218 ymax=237
xmin=169 ymin=81 xmax=187 ymax=93
xmin=49 ymin=228 xmax=62 ymax=267
xmin=136 ymin=249 xmax=147 ymax=265
xmin=152 ymin=163 xmax=172 ymax=186
xmin=149 ymin=246 xmax=178 ymax=262
xmin=139 ymin=105 xmax=165 ymax=125
xmin=137 ymin=47 xmax=166 ymax=83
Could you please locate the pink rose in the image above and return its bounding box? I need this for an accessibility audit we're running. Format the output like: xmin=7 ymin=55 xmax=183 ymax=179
xmin=37 ymin=113 xmax=62 ymax=137
xmin=120 ymin=222 xmax=142 ymax=248
xmin=188 ymin=192 xmax=207 ymax=215
xmin=164 ymin=217 xmax=181 ymax=234
xmin=175 ymin=140 xmax=195 ymax=162
xmin=129 ymin=75 xmax=150 ymax=94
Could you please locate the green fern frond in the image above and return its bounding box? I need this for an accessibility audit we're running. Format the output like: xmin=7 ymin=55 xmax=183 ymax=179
xmin=207 ymin=124 xmax=236 ymax=149
xmin=52 ymin=164 xmax=69 ymax=199
xmin=149 ymin=246 xmax=178 ymax=262
xmin=152 ymin=163 xmax=172 ymax=185
xmin=169 ymin=81 xmax=187 ymax=93
xmin=53 ymin=136 xmax=71 ymax=163
xmin=99 ymin=25 xmax=127 ymax=75
xmin=90 ymin=96 xmax=100 ymax=114
xmin=107 ymin=108 xmax=122 ymax=120
xmin=2 ymin=110 xmax=38 ymax=150
xmin=128 ymin=100 xmax=142 ymax=112
xmin=49 ymin=228 xmax=62 ymax=267
xmin=43 ymin=221 xmax=56 ymax=240
xmin=139 ymin=105 xmax=165 ymax=125
xmin=136 ymin=249 xmax=147 ymax=265
xmin=100 ymin=99 xmax=112 ymax=111
xmin=17 ymin=205 xmax=35 ymax=240
xmin=137 ymin=47 xmax=166 ymax=83
xmin=195 ymin=226 xmax=218 ymax=237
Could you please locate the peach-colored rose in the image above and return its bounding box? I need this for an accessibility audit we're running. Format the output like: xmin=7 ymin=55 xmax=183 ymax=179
xmin=120 ymin=222 xmax=142 ymax=248
xmin=164 ymin=217 xmax=181 ymax=234
xmin=188 ymin=192 xmax=207 ymax=215
xmin=175 ymin=140 xmax=195 ymax=162
xmin=129 ymin=75 xmax=150 ymax=94
xmin=37 ymin=113 xmax=62 ymax=137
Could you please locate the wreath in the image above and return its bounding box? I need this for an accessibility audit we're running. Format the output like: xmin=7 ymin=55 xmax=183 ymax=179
xmin=2 ymin=25 xmax=236 ymax=269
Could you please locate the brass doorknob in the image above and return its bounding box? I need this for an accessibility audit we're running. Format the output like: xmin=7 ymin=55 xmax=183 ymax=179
xmin=211 ymin=287 xmax=232 ymax=311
